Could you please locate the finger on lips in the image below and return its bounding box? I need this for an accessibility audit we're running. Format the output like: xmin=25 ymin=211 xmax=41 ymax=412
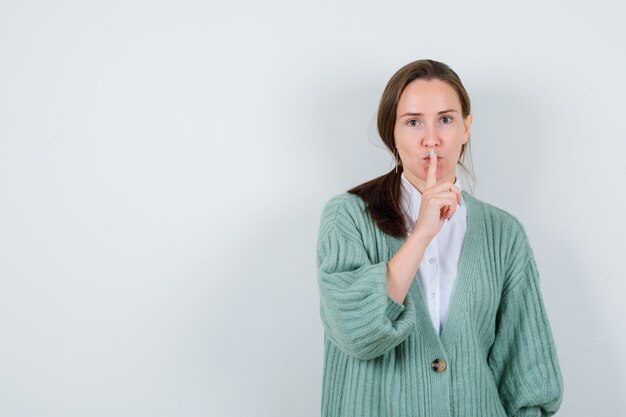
xmin=426 ymin=148 xmax=461 ymax=221
xmin=426 ymin=148 xmax=437 ymax=189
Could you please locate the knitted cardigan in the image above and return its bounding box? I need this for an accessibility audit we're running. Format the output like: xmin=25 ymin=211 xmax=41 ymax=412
xmin=316 ymin=190 xmax=563 ymax=417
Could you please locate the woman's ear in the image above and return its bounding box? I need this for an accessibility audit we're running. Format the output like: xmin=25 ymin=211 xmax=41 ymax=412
xmin=463 ymin=113 xmax=473 ymax=143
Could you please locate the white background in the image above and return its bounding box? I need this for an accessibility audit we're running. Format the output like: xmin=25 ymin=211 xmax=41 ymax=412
xmin=1 ymin=0 xmax=625 ymax=416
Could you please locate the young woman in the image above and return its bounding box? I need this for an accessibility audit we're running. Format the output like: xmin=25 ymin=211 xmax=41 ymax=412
xmin=316 ymin=59 xmax=564 ymax=417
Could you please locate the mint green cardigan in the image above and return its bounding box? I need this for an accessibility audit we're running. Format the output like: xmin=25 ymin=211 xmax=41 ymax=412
xmin=316 ymin=190 xmax=563 ymax=417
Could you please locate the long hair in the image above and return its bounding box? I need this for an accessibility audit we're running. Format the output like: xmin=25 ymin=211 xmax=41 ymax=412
xmin=347 ymin=59 xmax=476 ymax=238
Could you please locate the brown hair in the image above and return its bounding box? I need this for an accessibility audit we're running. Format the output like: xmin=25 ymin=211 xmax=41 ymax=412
xmin=347 ymin=59 xmax=476 ymax=238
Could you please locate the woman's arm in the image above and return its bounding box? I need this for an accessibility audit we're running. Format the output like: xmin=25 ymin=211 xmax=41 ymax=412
xmin=487 ymin=224 xmax=564 ymax=416
xmin=386 ymin=228 xmax=431 ymax=304
xmin=316 ymin=197 xmax=418 ymax=360
xmin=388 ymin=153 xmax=461 ymax=304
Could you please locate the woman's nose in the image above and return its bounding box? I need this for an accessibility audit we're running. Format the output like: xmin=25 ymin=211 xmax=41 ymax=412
xmin=422 ymin=124 xmax=439 ymax=147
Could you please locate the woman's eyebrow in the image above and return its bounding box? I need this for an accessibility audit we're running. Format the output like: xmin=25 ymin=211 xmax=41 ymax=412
xmin=399 ymin=109 xmax=458 ymax=117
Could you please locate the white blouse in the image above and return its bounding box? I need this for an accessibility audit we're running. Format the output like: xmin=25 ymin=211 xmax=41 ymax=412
xmin=399 ymin=171 xmax=467 ymax=335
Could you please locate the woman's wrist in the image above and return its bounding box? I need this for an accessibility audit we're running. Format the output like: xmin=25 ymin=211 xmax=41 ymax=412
xmin=410 ymin=225 xmax=435 ymax=247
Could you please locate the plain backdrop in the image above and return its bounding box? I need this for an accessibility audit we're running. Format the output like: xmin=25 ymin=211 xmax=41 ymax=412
xmin=1 ymin=0 xmax=625 ymax=416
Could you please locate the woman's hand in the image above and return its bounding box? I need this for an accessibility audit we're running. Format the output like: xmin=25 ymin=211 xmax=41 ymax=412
xmin=413 ymin=149 xmax=462 ymax=240
xmin=386 ymin=149 xmax=463 ymax=305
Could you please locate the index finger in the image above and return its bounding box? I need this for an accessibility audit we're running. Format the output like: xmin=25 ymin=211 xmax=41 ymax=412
xmin=426 ymin=148 xmax=437 ymax=189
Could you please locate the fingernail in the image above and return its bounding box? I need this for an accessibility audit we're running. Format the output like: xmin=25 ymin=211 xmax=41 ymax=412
xmin=429 ymin=148 xmax=434 ymax=159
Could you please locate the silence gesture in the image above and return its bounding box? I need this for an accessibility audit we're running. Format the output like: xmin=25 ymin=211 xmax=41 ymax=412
xmin=414 ymin=148 xmax=462 ymax=240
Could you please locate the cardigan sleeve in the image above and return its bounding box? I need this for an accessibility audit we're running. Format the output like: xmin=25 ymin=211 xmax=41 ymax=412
xmin=316 ymin=197 xmax=417 ymax=360
xmin=487 ymin=227 xmax=564 ymax=417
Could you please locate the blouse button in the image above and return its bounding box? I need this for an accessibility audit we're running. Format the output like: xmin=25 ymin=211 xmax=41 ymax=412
xmin=432 ymin=358 xmax=447 ymax=373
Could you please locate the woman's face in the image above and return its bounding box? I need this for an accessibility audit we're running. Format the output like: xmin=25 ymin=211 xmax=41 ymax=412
xmin=394 ymin=78 xmax=472 ymax=193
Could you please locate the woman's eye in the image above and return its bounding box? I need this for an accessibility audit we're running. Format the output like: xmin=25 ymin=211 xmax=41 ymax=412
xmin=441 ymin=116 xmax=452 ymax=124
xmin=407 ymin=119 xmax=419 ymax=127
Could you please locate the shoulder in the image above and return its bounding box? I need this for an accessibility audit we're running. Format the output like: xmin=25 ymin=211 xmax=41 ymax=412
xmin=464 ymin=192 xmax=527 ymax=235
xmin=318 ymin=192 xmax=370 ymax=241
xmin=463 ymin=192 xmax=533 ymax=263
xmin=464 ymin=192 xmax=526 ymax=232
xmin=320 ymin=192 xmax=366 ymax=218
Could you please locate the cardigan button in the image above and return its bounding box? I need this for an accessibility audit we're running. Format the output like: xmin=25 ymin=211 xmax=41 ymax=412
xmin=432 ymin=358 xmax=447 ymax=373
